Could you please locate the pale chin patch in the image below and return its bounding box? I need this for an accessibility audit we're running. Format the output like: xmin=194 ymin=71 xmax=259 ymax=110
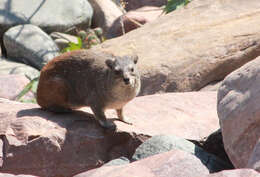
xmin=129 ymin=78 xmax=136 ymax=87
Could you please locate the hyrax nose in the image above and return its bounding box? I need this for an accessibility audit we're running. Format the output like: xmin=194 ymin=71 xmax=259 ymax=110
xmin=123 ymin=78 xmax=130 ymax=85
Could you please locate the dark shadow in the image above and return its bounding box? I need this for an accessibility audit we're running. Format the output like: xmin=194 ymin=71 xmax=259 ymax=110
xmin=193 ymin=145 xmax=234 ymax=173
xmin=16 ymin=107 xmax=116 ymax=131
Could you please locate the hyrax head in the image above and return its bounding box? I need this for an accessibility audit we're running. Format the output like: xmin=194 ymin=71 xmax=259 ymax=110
xmin=106 ymin=55 xmax=139 ymax=86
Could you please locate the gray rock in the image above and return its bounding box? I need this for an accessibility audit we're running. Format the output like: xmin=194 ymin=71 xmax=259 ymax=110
xmin=3 ymin=24 xmax=60 ymax=70
xmin=0 ymin=0 xmax=93 ymax=36
xmin=0 ymin=58 xmax=39 ymax=79
xmin=104 ymin=156 xmax=130 ymax=166
xmin=50 ymin=32 xmax=78 ymax=50
xmin=132 ymin=135 xmax=232 ymax=173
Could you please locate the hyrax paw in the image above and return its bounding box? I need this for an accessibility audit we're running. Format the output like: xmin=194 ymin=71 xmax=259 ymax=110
xmin=98 ymin=120 xmax=116 ymax=130
xmin=119 ymin=117 xmax=133 ymax=125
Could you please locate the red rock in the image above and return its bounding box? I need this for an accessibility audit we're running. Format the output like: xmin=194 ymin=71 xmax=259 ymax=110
xmin=203 ymin=169 xmax=260 ymax=177
xmin=124 ymin=0 xmax=167 ymax=11
xmin=0 ymin=98 xmax=146 ymax=177
xmin=247 ymin=138 xmax=260 ymax=171
xmin=0 ymin=74 xmax=34 ymax=101
xmin=218 ymin=57 xmax=260 ymax=168
xmin=0 ymin=173 xmax=37 ymax=177
xmin=107 ymin=6 xmax=164 ymax=38
xmin=74 ymin=149 xmax=209 ymax=177
xmin=88 ymin=0 xmax=123 ymax=35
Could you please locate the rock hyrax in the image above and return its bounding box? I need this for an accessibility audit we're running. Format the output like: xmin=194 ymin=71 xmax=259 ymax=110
xmin=36 ymin=49 xmax=141 ymax=129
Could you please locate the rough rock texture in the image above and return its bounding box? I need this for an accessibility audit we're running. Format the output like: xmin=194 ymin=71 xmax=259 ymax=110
xmin=4 ymin=24 xmax=60 ymax=70
xmin=97 ymin=91 xmax=219 ymax=140
xmin=0 ymin=74 xmax=34 ymax=101
xmin=132 ymin=135 xmax=232 ymax=172
xmin=0 ymin=174 xmax=36 ymax=177
xmin=203 ymin=169 xmax=260 ymax=177
xmin=0 ymin=0 xmax=93 ymax=35
xmin=74 ymin=149 xmax=210 ymax=177
xmin=199 ymin=81 xmax=222 ymax=92
xmin=217 ymin=56 xmax=260 ymax=168
xmin=201 ymin=129 xmax=232 ymax=167
xmin=0 ymin=99 xmax=147 ymax=177
xmin=247 ymin=138 xmax=260 ymax=171
xmin=0 ymin=58 xmax=39 ymax=78
xmin=96 ymin=0 xmax=260 ymax=95
xmin=88 ymin=0 xmax=123 ymax=36
xmin=123 ymin=0 xmax=167 ymax=11
xmin=107 ymin=6 xmax=164 ymax=39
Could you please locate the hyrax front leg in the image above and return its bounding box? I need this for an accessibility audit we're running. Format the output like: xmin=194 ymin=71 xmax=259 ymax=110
xmin=116 ymin=108 xmax=132 ymax=125
xmin=91 ymin=106 xmax=116 ymax=130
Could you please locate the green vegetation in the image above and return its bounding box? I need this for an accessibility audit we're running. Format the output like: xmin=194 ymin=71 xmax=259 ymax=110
xmin=15 ymin=75 xmax=39 ymax=103
xmin=61 ymin=37 xmax=83 ymax=53
xmin=164 ymin=0 xmax=192 ymax=14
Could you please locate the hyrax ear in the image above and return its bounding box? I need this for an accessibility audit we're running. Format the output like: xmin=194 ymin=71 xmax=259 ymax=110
xmin=131 ymin=55 xmax=138 ymax=64
xmin=105 ymin=59 xmax=115 ymax=69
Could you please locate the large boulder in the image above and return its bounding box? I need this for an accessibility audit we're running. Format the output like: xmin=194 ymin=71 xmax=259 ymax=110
xmin=217 ymin=56 xmax=260 ymax=169
xmin=0 ymin=0 xmax=93 ymax=36
xmin=88 ymin=0 xmax=123 ymax=36
xmin=0 ymin=98 xmax=146 ymax=177
xmin=74 ymin=149 xmax=210 ymax=177
xmin=96 ymin=0 xmax=260 ymax=95
xmin=3 ymin=24 xmax=60 ymax=70
xmin=107 ymin=6 xmax=164 ymax=39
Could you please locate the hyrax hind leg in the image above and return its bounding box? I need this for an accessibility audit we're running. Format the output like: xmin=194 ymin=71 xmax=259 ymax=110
xmin=37 ymin=76 xmax=72 ymax=113
xmin=116 ymin=108 xmax=132 ymax=125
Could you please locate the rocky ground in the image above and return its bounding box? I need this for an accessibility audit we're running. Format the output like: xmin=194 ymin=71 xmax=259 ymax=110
xmin=0 ymin=0 xmax=260 ymax=176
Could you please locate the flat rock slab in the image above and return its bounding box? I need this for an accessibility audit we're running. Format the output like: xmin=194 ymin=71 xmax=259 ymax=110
xmin=74 ymin=149 xmax=209 ymax=177
xmin=83 ymin=91 xmax=219 ymax=140
xmin=96 ymin=0 xmax=260 ymax=95
xmin=0 ymin=0 xmax=93 ymax=35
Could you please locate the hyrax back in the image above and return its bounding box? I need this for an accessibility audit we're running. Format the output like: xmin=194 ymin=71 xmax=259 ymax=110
xmin=37 ymin=49 xmax=140 ymax=129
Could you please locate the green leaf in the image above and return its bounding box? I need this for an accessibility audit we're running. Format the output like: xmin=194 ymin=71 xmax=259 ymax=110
xmin=15 ymin=81 xmax=33 ymax=101
xmin=61 ymin=38 xmax=83 ymax=53
xmin=77 ymin=37 xmax=82 ymax=49
xmin=164 ymin=0 xmax=191 ymax=14
xmin=16 ymin=76 xmax=39 ymax=102
xmin=31 ymin=78 xmax=39 ymax=93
